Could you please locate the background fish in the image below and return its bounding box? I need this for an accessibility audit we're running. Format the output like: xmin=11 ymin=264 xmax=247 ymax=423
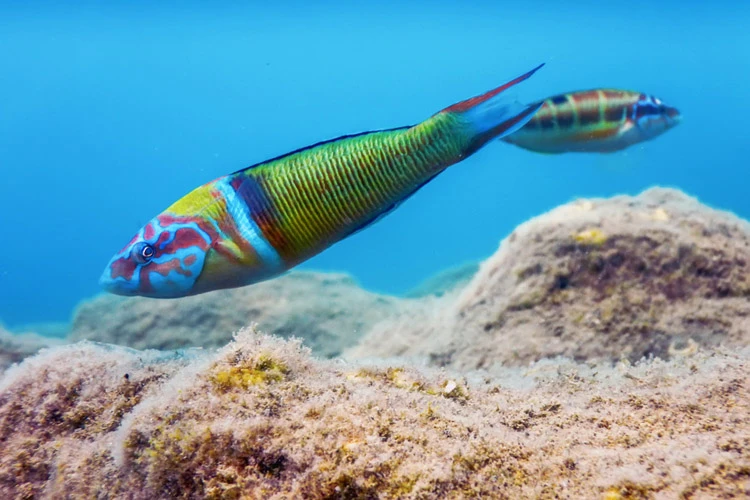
xmin=502 ymin=89 xmax=681 ymax=153
xmin=100 ymin=65 xmax=545 ymax=298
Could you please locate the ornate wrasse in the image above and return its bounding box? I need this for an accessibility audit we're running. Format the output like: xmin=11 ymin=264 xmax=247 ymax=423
xmin=502 ymin=89 xmax=680 ymax=153
xmin=100 ymin=64 xmax=545 ymax=298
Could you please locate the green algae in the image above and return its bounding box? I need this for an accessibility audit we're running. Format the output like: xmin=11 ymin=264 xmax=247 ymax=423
xmin=211 ymin=354 xmax=290 ymax=391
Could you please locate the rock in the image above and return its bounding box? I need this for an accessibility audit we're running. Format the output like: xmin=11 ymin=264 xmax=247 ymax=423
xmin=404 ymin=261 xmax=479 ymax=298
xmin=1 ymin=329 xmax=748 ymax=498
xmin=347 ymin=188 xmax=750 ymax=369
xmin=0 ymin=327 xmax=63 ymax=373
xmin=69 ymin=271 xmax=400 ymax=358
xmin=7 ymin=322 xmax=69 ymax=339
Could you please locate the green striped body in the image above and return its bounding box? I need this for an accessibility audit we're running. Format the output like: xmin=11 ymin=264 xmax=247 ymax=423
xmin=235 ymin=112 xmax=470 ymax=267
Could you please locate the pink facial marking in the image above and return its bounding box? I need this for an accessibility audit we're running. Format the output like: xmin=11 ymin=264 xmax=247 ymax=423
xmin=143 ymin=222 xmax=156 ymax=241
xmin=173 ymin=227 xmax=210 ymax=252
xmin=137 ymin=259 xmax=192 ymax=294
xmin=139 ymin=269 xmax=154 ymax=293
xmin=155 ymin=214 xmax=189 ymax=226
xmin=110 ymin=257 xmax=137 ymax=281
xmin=150 ymin=258 xmax=193 ymax=278
xmin=135 ymin=223 xmax=210 ymax=293
xmin=154 ymin=231 xmax=173 ymax=253
xmin=155 ymin=214 xmax=221 ymax=248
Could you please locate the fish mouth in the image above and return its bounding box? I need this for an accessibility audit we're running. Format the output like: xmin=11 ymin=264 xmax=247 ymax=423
xmin=664 ymin=105 xmax=681 ymax=122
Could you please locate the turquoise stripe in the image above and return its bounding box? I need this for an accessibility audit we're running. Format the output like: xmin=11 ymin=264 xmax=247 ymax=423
xmin=214 ymin=178 xmax=284 ymax=272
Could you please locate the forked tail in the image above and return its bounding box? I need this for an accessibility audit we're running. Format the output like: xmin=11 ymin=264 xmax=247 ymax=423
xmin=440 ymin=63 xmax=545 ymax=155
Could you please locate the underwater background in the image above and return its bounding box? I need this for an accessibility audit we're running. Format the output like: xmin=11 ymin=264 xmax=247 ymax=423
xmin=1 ymin=0 xmax=749 ymax=329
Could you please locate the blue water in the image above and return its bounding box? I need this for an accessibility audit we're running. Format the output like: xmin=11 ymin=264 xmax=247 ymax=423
xmin=1 ymin=1 xmax=749 ymax=328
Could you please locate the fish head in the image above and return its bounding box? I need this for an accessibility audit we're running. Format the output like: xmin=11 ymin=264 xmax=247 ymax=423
xmin=99 ymin=213 xmax=214 ymax=298
xmin=632 ymin=94 xmax=681 ymax=139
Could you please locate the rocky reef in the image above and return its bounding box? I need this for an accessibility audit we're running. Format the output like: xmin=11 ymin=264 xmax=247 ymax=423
xmin=60 ymin=188 xmax=750 ymax=372
xmin=0 ymin=327 xmax=62 ymax=373
xmin=404 ymin=261 xmax=479 ymax=298
xmin=69 ymin=271 xmax=400 ymax=358
xmin=348 ymin=187 xmax=750 ymax=370
xmin=1 ymin=187 xmax=748 ymax=497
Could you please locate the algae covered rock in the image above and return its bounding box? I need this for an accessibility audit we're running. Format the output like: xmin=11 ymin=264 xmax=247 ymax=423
xmin=1 ymin=329 xmax=749 ymax=498
xmin=69 ymin=271 xmax=399 ymax=358
xmin=0 ymin=341 xmax=194 ymax=498
xmin=349 ymin=187 xmax=750 ymax=369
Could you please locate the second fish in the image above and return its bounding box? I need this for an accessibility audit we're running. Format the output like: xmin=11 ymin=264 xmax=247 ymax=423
xmin=502 ymin=89 xmax=681 ymax=153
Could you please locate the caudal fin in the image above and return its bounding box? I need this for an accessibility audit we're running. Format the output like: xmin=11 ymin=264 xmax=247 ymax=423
xmin=441 ymin=63 xmax=545 ymax=154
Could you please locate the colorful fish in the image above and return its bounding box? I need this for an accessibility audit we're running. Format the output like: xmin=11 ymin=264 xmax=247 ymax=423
xmin=501 ymin=89 xmax=681 ymax=153
xmin=100 ymin=64 xmax=545 ymax=298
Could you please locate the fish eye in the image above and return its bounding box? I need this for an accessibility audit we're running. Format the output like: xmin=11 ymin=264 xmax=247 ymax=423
xmin=133 ymin=242 xmax=155 ymax=264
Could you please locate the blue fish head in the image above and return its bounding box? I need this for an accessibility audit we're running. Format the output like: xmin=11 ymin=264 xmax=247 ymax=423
xmin=99 ymin=213 xmax=212 ymax=298
xmin=633 ymin=94 xmax=681 ymax=139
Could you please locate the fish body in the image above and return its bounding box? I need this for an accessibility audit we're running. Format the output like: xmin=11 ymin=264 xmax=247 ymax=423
xmin=502 ymin=89 xmax=680 ymax=153
xmin=100 ymin=65 xmax=545 ymax=298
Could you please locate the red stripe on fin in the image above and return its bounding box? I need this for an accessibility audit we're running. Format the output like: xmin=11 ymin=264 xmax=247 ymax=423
xmin=442 ymin=63 xmax=545 ymax=113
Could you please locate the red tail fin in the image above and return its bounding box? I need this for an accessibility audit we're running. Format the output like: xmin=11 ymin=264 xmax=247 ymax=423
xmin=442 ymin=63 xmax=545 ymax=114
xmin=439 ymin=64 xmax=545 ymax=154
